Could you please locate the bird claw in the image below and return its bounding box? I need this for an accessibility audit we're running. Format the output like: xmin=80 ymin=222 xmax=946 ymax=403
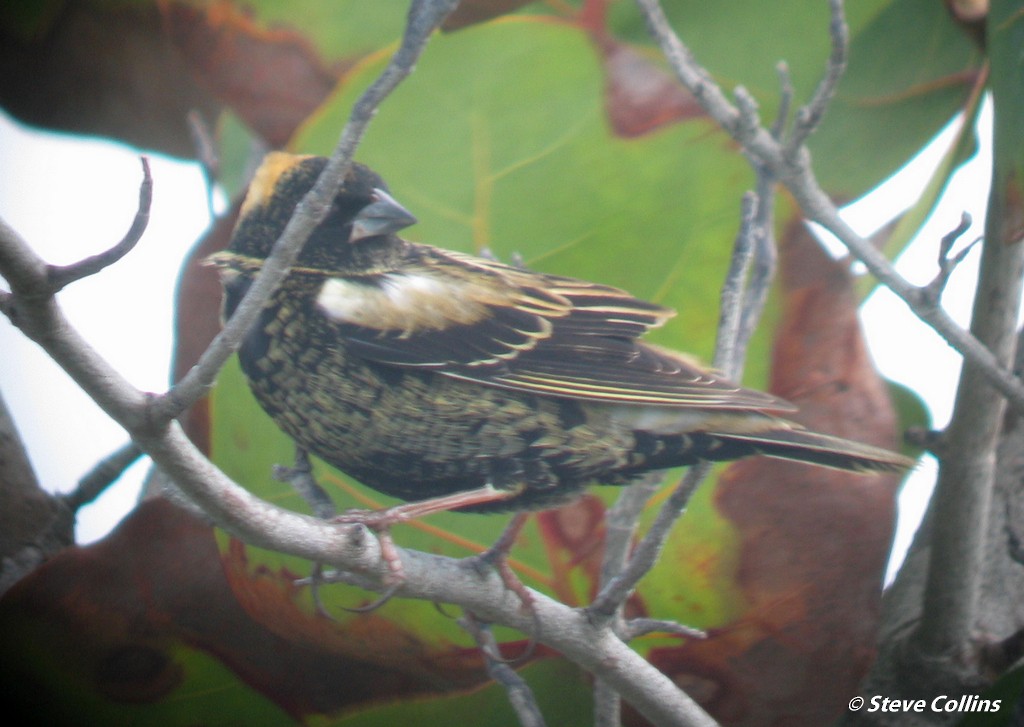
xmin=342 ymin=579 xmax=404 ymax=613
xmin=332 ymin=509 xmax=407 ymax=610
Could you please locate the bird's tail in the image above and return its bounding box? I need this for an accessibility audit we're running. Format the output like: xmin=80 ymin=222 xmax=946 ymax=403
xmin=702 ymin=427 xmax=914 ymax=474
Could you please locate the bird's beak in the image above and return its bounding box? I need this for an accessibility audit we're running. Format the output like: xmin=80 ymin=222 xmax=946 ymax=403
xmin=349 ymin=188 xmax=418 ymax=243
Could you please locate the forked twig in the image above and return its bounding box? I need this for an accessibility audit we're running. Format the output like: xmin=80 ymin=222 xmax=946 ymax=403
xmin=46 ymin=158 xmax=152 ymax=293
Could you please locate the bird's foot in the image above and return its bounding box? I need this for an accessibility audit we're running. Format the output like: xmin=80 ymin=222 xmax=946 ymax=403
xmin=464 ymin=512 xmax=532 ymax=609
xmin=329 ymin=486 xmax=526 ymax=613
xmin=332 ymin=509 xmax=408 ymax=611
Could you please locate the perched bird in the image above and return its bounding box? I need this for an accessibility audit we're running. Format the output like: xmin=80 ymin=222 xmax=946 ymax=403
xmin=209 ymin=153 xmax=912 ymax=516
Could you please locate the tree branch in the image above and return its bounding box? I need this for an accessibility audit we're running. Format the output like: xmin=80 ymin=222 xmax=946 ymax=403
xmin=62 ymin=441 xmax=143 ymax=512
xmin=0 ymin=386 xmax=74 ymax=594
xmin=914 ymin=181 xmax=1024 ymax=660
xmin=785 ymin=0 xmax=848 ymax=153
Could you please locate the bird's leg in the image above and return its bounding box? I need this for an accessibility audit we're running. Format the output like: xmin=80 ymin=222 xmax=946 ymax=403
xmin=274 ymin=447 xmax=337 ymax=618
xmin=274 ymin=447 xmax=336 ymax=518
xmin=462 ymin=512 xmax=540 ymax=662
xmin=343 ymin=529 xmax=405 ymax=614
xmin=465 ymin=512 xmax=531 ymax=602
xmin=333 ymin=483 xmax=523 ymax=528
xmin=272 ymin=450 xmax=413 ymax=614
xmin=464 ymin=511 xmax=536 ymax=614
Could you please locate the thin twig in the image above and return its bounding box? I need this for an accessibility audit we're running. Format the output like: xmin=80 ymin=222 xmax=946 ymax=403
xmin=598 ymin=473 xmax=663 ymax=595
xmin=459 ymin=614 xmax=547 ymax=727
xmin=734 ymin=171 xmax=778 ymax=370
xmin=785 ymin=0 xmax=848 ymax=153
xmin=795 ymin=178 xmax=1024 ymax=407
xmin=45 ymin=158 xmax=152 ymax=293
xmin=713 ymin=192 xmax=758 ymax=378
xmin=149 ymin=0 xmax=463 ymax=425
xmin=770 ymin=62 xmax=794 ymax=141
xmin=62 ymin=441 xmax=143 ymax=512
xmin=733 ymin=86 xmax=762 ymax=144
xmin=591 ymin=473 xmax=663 ymax=725
xmin=921 ymin=213 xmax=980 ymax=302
xmin=623 ymin=618 xmax=706 ymax=641
xmin=588 ymin=462 xmax=711 ymax=620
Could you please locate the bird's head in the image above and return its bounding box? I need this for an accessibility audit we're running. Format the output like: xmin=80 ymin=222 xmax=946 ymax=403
xmin=208 ymin=153 xmax=417 ymax=279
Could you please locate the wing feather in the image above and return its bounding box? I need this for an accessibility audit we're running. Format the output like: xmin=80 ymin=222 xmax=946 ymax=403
xmin=326 ymin=245 xmax=790 ymax=411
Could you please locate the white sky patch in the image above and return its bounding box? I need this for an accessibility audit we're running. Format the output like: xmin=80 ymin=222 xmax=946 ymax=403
xmin=0 ymin=110 xmax=212 ymax=543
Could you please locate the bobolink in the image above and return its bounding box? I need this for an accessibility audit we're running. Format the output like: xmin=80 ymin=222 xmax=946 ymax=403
xmin=209 ymin=153 xmax=911 ymax=515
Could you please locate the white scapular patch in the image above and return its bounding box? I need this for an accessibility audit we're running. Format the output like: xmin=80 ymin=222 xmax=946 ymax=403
xmin=316 ymin=272 xmax=490 ymax=334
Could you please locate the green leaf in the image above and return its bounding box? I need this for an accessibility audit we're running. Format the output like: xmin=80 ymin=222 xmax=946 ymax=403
xmin=812 ymin=0 xmax=982 ymax=197
xmin=233 ymin=0 xmax=406 ymax=58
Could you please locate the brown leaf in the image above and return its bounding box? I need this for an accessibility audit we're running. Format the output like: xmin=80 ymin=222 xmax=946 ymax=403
xmin=599 ymin=41 xmax=706 ymax=138
xmin=640 ymin=224 xmax=903 ymax=726
xmin=0 ymin=0 xmax=346 ymax=155
xmin=571 ymin=0 xmax=705 ymax=138
xmin=160 ymin=1 xmax=344 ymax=148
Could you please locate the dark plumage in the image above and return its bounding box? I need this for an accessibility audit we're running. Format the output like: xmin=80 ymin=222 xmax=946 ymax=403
xmin=209 ymin=153 xmax=912 ymax=513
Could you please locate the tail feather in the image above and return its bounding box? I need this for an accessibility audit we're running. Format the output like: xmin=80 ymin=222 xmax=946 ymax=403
xmin=707 ymin=428 xmax=914 ymax=474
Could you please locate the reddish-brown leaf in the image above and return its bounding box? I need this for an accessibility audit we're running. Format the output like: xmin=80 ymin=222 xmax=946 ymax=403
xmin=574 ymin=0 xmax=704 ymax=138
xmin=598 ymin=40 xmax=706 ymax=139
xmin=160 ymin=1 xmax=345 ymax=148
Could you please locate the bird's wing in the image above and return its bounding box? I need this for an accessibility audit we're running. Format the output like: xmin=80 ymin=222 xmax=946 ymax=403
xmin=314 ymin=246 xmax=789 ymax=410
